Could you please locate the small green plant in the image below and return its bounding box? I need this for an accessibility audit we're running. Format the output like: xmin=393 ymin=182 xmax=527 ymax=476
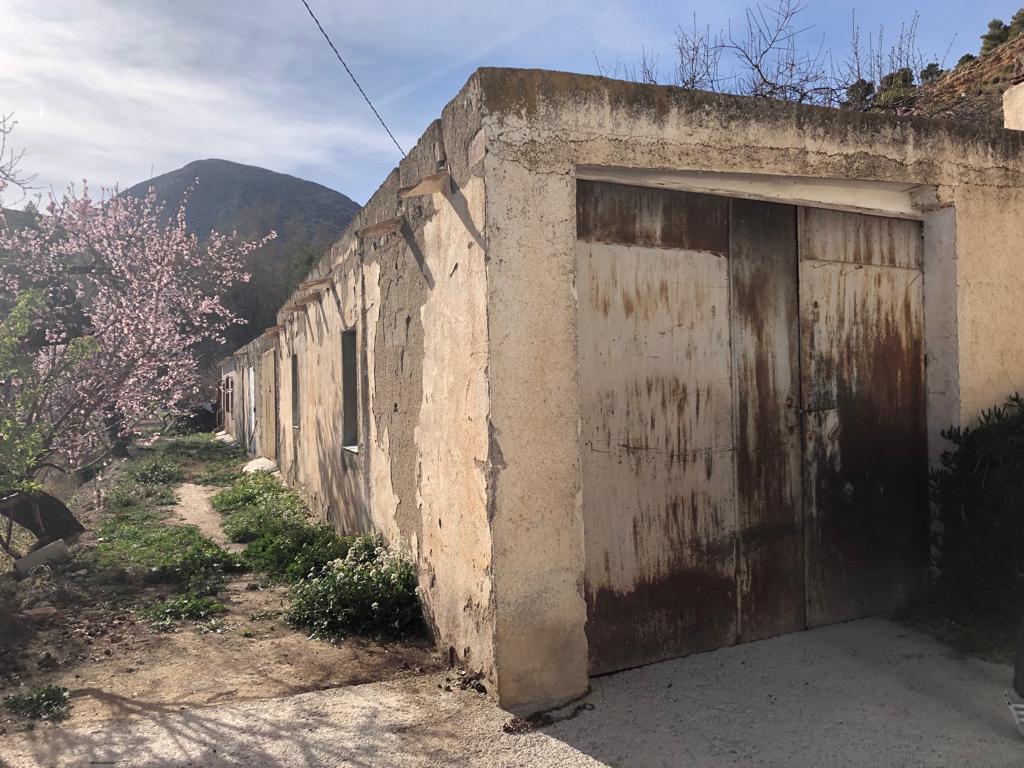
xmin=3 ymin=685 xmax=70 ymax=720
xmin=222 ymin=502 xmax=299 ymax=544
xmin=196 ymin=617 xmax=230 ymax=634
xmin=123 ymin=456 xmax=184 ymax=486
xmin=244 ymin=521 xmax=354 ymax=583
xmin=288 ymin=536 xmax=421 ymax=639
xmin=213 ymin=472 xmax=351 ymax=582
xmin=212 ymin=471 xmax=302 ymax=514
xmin=143 ymin=594 xmax=227 ymax=630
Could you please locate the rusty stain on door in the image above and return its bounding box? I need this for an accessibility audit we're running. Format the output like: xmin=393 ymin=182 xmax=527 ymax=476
xmin=798 ymin=207 xmax=927 ymax=627
xmin=577 ymin=181 xmax=736 ymax=675
xmin=576 ymin=182 xmax=928 ymax=676
xmin=729 ymin=199 xmax=805 ymax=641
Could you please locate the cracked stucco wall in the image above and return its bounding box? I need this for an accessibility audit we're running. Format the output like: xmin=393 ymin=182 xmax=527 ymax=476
xmin=265 ymin=98 xmax=497 ymax=687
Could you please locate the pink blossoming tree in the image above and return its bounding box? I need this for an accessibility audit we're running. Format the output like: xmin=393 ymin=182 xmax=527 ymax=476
xmin=0 ymin=175 xmax=273 ymax=556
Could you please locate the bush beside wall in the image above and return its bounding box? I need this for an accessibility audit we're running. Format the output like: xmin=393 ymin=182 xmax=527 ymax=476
xmin=931 ymin=393 xmax=1024 ymax=631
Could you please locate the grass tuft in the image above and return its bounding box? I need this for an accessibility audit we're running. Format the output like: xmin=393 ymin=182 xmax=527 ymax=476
xmin=143 ymin=594 xmax=227 ymax=631
xmin=3 ymin=685 xmax=70 ymax=720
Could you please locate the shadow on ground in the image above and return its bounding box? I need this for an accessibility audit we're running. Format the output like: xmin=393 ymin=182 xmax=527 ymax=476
xmin=3 ymin=618 xmax=1020 ymax=768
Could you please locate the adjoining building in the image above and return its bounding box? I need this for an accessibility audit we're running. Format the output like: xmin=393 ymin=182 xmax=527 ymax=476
xmin=220 ymin=67 xmax=1024 ymax=713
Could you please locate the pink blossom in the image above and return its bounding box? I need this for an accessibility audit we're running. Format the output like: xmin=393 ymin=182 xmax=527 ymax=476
xmin=0 ymin=183 xmax=274 ymax=472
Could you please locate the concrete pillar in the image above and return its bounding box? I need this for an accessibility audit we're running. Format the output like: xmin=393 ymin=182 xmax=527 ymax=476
xmin=1003 ymin=82 xmax=1024 ymax=130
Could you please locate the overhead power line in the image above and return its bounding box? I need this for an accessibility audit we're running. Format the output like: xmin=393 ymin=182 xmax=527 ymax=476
xmin=298 ymin=0 xmax=406 ymax=157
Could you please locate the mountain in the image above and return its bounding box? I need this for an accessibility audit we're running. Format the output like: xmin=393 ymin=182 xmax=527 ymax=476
xmin=124 ymin=159 xmax=360 ymax=364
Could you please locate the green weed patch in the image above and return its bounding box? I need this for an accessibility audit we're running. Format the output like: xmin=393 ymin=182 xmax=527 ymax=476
xmin=153 ymin=433 xmax=245 ymax=485
xmin=89 ymin=452 xmax=244 ymax=596
xmin=143 ymin=594 xmax=227 ymax=631
xmin=213 ymin=473 xmax=352 ymax=582
xmin=3 ymin=685 xmax=70 ymax=720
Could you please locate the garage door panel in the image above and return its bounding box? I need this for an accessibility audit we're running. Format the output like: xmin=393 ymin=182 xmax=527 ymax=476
xmin=799 ymin=249 xmax=928 ymax=627
xmin=579 ymin=238 xmax=737 ymax=675
xmin=729 ymin=199 xmax=805 ymax=641
xmin=798 ymin=207 xmax=923 ymax=269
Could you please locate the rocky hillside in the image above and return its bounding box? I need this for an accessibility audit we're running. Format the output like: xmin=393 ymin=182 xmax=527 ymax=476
xmin=125 ymin=159 xmax=360 ymax=364
xmin=912 ymin=35 xmax=1024 ymax=126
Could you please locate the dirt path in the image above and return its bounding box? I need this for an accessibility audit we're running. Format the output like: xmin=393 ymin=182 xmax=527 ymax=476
xmin=2 ymin=619 xmax=1021 ymax=768
xmin=0 ymin=478 xmax=440 ymax=729
xmin=169 ymin=482 xmax=243 ymax=552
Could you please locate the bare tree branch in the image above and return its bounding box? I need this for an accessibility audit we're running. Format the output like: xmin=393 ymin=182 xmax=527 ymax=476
xmin=612 ymin=1 xmax=946 ymax=115
xmin=0 ymin=113 xmax=36 ymax=203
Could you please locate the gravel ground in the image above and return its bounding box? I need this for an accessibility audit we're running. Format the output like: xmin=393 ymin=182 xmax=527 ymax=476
xmin=2 ymin=618 xmax=1020 ymax=768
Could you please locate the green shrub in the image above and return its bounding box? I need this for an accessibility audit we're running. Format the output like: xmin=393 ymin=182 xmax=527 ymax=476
xmin=288 ymin=536 xmax=421 ymax=639
xmin=931 ymin=393 xmax=1024 ymax=629
xmin=4 ymin=685 xmax=70 ymax=720
xmin=143 ymin=594 xmax=227 ymax=630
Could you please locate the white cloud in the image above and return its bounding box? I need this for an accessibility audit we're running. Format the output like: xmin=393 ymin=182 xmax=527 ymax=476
xmin=0 ymin=0 xmax=403 ymax=205
xmin=2 ymin=0 xmax=988 ymax=209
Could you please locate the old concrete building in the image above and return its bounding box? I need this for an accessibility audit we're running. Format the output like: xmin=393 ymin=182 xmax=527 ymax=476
xmin=219 ymin=68 xmax=1024 ymax=713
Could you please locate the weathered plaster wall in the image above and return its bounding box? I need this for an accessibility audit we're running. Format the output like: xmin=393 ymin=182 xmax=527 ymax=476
xmin=474 ymin=68 xmax=1024 ymax=711
xmin=262 ymin=103 xmax=497 ymax=686
xmin=224 ymin=335 xmax=276 ymax=456
xmin=484 ymin=155 xmax=590 ymax=711
xmin=951 ymin=185 xmax=1024 ymax=417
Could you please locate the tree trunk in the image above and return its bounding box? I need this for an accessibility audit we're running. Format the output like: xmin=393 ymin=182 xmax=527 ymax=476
xmin=103 ymin=407 xmax=130 ymax=459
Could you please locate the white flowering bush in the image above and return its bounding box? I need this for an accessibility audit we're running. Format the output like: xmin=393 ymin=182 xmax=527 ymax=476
xmin=287 ymin=534 xmax=421 ymax=639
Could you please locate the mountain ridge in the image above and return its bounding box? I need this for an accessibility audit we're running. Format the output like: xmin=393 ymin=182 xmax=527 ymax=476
xmin=124 ymin=158 xmax=360 ymax=365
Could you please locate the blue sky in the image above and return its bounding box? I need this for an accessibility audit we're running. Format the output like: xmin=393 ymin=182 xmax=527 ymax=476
xmin=0 ymin=1 xmax=1014 ymax=206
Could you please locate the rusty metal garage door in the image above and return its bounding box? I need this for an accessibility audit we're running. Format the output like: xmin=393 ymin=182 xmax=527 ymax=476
xmin=577 ymin=181 xmax=737 ymax=675
xmin=798 ymin=208 xmax=928 ymax=627
xmin=576 ymin=180 xmax=927 ymax=675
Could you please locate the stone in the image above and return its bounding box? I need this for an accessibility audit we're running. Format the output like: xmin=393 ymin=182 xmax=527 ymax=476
xmin=242 ymin=457 xmax=278 ymax=474
xmin=13 ymin=540 xmax=70 ymax=579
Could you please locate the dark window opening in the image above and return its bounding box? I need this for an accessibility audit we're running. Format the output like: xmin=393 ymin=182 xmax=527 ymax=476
xmin=291 ymin=354 xmax=300 ymax=430
xmin=342 ymin=330 xmax=358 ymax=450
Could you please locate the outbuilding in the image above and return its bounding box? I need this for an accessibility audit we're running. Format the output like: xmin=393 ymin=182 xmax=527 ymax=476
xmin=220 ymin=68 xmax=1024 ymax=713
